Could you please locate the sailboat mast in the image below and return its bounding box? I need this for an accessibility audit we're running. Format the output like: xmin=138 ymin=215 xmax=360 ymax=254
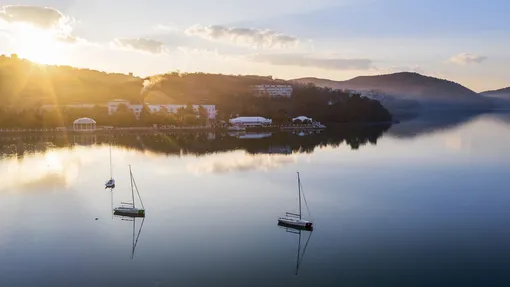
xmin=297 ymin=172 xmax=301 ymax=220
xmin=129 ymin=165 xmax=135 ymax=208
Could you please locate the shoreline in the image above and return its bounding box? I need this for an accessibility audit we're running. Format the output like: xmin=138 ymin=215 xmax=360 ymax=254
xmin=0 ymin=121 xmax=400 ymax=135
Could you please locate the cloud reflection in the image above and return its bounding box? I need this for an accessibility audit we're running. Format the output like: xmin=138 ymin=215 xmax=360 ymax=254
xmin=187 ymin=152 xmax=296 ymax=174
xmin=0 ymin=150 xmax=80 ymax=192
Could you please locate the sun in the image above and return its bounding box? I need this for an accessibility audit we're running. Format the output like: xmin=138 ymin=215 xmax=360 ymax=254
xmin=13 ymin=24 xmax=69 ymax=65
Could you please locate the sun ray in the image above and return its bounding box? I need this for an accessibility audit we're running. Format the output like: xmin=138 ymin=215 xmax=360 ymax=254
xmin=12 ymin=23 xmax=68 ymax=65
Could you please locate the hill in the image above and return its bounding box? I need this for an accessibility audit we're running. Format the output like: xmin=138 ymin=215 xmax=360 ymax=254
xmin=0 ymin=54 xmax=144 ymax=107
xmin=0 ymin=55 xmax=392 ymax=127
xmin=481 ymin=87 xmax=510 ymax=99
xmin=292 ymin=72 xmax=491 ymax=111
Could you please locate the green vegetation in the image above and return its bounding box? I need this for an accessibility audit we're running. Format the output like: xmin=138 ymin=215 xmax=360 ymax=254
xmin=147 ymin=73 xmax=392 ymax=123
xmin=0 ymin=54 xmax=392 ymax=128
xmin=0 ymin=54 xmax=142 ymax=107
xmin=0 ymin=104 xmax=209 ymax=128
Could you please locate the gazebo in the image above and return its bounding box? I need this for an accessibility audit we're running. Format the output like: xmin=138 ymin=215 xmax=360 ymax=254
xmin=73 ymin=117 xmax=96 ymax=132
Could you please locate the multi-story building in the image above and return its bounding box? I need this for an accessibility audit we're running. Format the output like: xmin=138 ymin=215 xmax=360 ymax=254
xmin=251 ymin=84 xmax=293 ymax=98
xmin=107 ymin=99 xmax=216 ymax=119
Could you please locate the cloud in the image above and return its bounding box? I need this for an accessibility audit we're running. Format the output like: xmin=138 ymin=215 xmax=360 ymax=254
xmin=449 ymin=53 xmax=487 ymax=65
xmin=153 ymin=24 xmax=179 ymax=33
xmin=0 ymin=28 xmax=12 ymax=40
xmin=250 ymin=53 xmax=372 ymax=70
xmin=0 ymin=5 xmax=79 ymax=44
xmin=388 ymin=65 xmax=424 ymax=74
xmin=0 ymin=5 xmax=70 ymax=29
xmin=187 ymin=153 xmax=296 ymax=174
xmin=113 ymin=38 xmax=167 ymax=54
xmin=55 ymin=34 xmax=78 ymax=44
xmin=185 ymin=24 xmax=299 ymax=49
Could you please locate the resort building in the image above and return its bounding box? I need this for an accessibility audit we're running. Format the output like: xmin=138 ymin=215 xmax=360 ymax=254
xmin=107 ymin=100 xmax=216 ymax=119
xmin=251 ymin=85 xmax=293 ymax=98
xmin=229 ymin=116 xmax=272 ymax=127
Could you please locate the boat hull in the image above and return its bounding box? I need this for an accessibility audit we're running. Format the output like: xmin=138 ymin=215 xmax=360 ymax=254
xmin=278 ymin=218 xmax=313 ymax=230
xmin=105 ymin=179 xmax=116 ymax=189
xmin=113 ymin=208 xmax=145 ymax=218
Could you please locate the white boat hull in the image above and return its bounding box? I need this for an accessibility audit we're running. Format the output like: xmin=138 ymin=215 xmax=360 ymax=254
xmin=278 ymin=217 xmax=313 ymax=229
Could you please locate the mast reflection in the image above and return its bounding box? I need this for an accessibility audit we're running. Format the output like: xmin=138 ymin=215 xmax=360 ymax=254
xmin=278 ymin=222 xmax=313 ymax=275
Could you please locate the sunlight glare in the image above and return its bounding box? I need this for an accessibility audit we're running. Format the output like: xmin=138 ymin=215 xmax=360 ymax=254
xmin=13 ymin=24 xmax=68 ymax=65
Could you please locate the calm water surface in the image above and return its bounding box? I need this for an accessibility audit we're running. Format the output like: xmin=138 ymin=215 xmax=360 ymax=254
xmin=1 ymin=113 xmax=510 ymax=286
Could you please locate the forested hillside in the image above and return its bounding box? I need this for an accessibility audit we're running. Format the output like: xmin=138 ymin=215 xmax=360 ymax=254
xmin=0 ymin=55 xmax=392 ymax=127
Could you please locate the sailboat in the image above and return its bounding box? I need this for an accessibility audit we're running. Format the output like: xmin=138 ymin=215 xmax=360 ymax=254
xmin=105 ymin=143 xmax=115 ymax=189
xmin=278 ymin=172 xmax=313 ymax=230
xmin=113 ymin=165 xmax=145 ymax=217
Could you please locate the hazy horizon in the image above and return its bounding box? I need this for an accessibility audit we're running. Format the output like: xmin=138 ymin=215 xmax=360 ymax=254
xmin=0 ymin=0 xmax=508 ymax=92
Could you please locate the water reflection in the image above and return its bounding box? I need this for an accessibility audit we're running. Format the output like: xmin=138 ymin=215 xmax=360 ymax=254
xmin=387 ymin=111 xmax=510 ymax=138
xmin=0 ymin=124 xmax=391 ymax=158
xmin=1 ymin=114 xmax=510 ymax=286
xmin=0 ymin=150 xmax=80 ymax=192
xmin=278 ymin=223 xmax=313 ymax=275
xmin=114 ymin=216 xmax=145 ymax=260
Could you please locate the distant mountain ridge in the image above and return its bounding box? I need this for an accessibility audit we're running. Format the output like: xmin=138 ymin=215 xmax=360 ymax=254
xmin=292 ymin=72 xmax=488 ymax=105
xmin=481 ymin=87 xmax=510 ymax=99
xmin=291 ymin=72 xmax=498 ymax=119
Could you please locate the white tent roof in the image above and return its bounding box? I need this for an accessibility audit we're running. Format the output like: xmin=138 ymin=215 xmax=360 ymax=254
xmin=293 ymin=116 xmax=312 ymax=121
xmin=229 ymin=117 xmax=271 ymax=123
xmin=73 ymin=117 xmax=96 ymax=124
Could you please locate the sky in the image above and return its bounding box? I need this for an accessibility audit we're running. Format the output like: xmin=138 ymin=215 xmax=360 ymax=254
xmin=0 ymin=0 xmax=508 ymax=92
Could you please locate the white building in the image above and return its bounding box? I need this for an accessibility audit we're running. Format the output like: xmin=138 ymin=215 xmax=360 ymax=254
xmin=251 ymin=85 xmax=293 ymax=98
xmin=73 ymin=117 xmax=96 ymax=132
xmin=107 ymin=100 xmax=216 ymax=119
xmin=229 ymin=117 xmax=272 ymax=127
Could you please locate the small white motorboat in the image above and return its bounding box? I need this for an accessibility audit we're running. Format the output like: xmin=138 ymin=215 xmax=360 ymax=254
xmin=105 ymin=178 xmax=116 ymax=189
xmin=278 ymin=172 xmax=313 ymax=230
xmin=113 ymin=165 xmax=145 ymax=218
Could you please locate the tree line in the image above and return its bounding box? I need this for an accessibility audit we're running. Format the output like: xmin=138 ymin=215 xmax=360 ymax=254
xmin=0 ymin=104 xmax=210 ymax=128
xmin=0 ymin=54 xmax=392 ymax=125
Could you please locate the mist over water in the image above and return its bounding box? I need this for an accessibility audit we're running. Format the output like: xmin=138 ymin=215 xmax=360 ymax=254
xmin=1 ymin=113 xmax=510 ymax=286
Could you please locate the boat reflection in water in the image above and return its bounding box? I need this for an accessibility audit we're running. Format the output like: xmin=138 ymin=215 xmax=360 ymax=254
xmin=227 ymin=131 xmax=273 ymax=139
xmin=114 ymin=215 xmax=146 ymax=259
xmin=278 ymin=223 xmax=313 ymax=275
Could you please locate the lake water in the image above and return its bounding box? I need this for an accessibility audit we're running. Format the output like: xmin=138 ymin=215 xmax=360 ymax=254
xmin=1 ymin=113 xmax=510 ymax=286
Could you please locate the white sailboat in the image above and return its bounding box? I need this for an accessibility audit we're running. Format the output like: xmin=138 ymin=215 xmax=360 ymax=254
xmin=113 ymin=165 xmax=145 ymax=217
xmin=105 ymin=143 xmax=116 ymax=189
xmin=278 ymin=172 xmax=313 ymax=230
